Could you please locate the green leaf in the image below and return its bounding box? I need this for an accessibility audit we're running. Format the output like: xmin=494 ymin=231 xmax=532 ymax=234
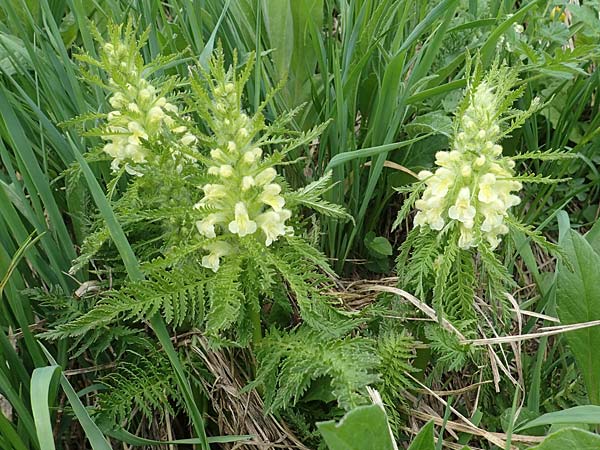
xmin=530 ymin=428 xmax=600 ymax=449
xmin=556 ymin=227 xmax=600 ymax=404
xmin=0 ymin=32 xmax=31 ymax=76
xmin=317 ymin=404 xmax=395 ymax=450
xmin=31 ymin=366 xmax=61 ymax=450
xmin=0 ymin=409 xmax=29 ymax=450
xmin=36 ymin=358 xmax=112 ymax=450
xmin=584 ymin=219 xmax=600 ymax=255
xmin=405 ymin=112 xmax=452 ymax=137
xmin=100 ymin=423 xmax=252 ymax=446
xmin=517 ymin=406 xmax=600 ymax=432
xmin=198 ymin=0 xmax=232 ymax=69
xmin=407 ymin=420 xmax=435 ymax=450
xmin=68 ymin=139 xmax=209 ymax=447
xmin=364 ymin=233 xmax=393 ymax=257
xmin=324 ymin=135 xmax=431 ymax=172
xmin=286 ymin=171 xmax=353 ymax=222
xmin=261 ymin=0 xmax=293 ymax=78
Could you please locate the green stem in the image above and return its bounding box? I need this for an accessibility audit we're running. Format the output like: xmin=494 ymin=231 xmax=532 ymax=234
xmin=250 ymin=303 xmax=262 ymax=345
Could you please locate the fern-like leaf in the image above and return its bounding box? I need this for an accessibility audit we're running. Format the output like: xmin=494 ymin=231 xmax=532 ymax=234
xmin=251 ymin=326 xmax=380 ymax=413
xmin=285 ymin=171 xmax=353 ymax=222
xmin=45 ymin=266 xmax=208 ymax=338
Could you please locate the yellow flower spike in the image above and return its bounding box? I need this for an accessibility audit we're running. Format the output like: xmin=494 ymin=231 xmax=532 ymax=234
xmin=193 ymin=56 xmax=296 ymax=270
xmin=411 ymin=65 xmax=532 ymax=251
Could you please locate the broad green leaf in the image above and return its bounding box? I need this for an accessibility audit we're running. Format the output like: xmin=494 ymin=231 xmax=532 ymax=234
xmin=407 ymin=420 xmax=435 ymax=450
xmin=405 ymin=112 xmax=453 ymax=138
xmin=288 ymin=0 xmax=323 ymax=102
xmin=518 ymin=406 xmax=600 ymax=432
xmin=317 ymin=404 xmax=395 ymax=450
xmin=364 ymin=233 xmax=393 ymax=257
xmin=584 ymin=219 xmax=600 ymax=254
xmin=556 ymin=227 xmax=600 ymax=404
xmin=530 ymin=427 xmax=600 ymax=449
xmin=0 ymin=32 xmax=30 ymax=75
xmin=261 ymin=0 xmax=293 ymax=79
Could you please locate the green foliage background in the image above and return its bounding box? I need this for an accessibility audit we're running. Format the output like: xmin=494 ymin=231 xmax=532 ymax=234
xmin=0 ymin=1 xmax=599 ymax=449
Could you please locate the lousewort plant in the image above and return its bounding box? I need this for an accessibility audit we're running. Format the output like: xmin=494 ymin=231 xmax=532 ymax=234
xmin=395 ymin=60 xmax=565 ymax=323
xmin=50 ymin=24 xmax=381 ymax=420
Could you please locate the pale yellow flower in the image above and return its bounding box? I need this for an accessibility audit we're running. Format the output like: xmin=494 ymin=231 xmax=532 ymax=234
xmin=228 ymin=202 xmax=257 ymax=237
xmin=448 ymin=187 xmax=476 ymax=228
xmin=259 ymin=184 xmax=285 ymax=211
xmin=201 ymin=241 xmax=232 ymax=272
xmin=256 ymin=210 xmax=287 ymax=246
xmin=255 ymin=168 xmax=277 ymax=186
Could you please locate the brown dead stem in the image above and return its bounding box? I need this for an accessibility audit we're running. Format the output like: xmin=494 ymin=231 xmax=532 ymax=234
xmin=190 ymin=337 xmax=310 ymax=450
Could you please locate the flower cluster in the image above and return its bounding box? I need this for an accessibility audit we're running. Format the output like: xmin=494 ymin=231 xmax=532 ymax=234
xmin=413 ymin=81 xmax=523 ymax=249
xmin=194 ymin=80 xmax=292 ymax=271
xmin=100 ymin=41 xmax=196 ymax=172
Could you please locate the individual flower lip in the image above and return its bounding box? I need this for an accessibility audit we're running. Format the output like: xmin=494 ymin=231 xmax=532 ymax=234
xmin=255 ymin=168 xmax=277 ymax=186
xmin=257 ymin=210 xmax=288 ymax=246
xmin=196 ymin=213 xmax=225 ymax=239
xmin=228 ymin=202 xmax=258 ymax=237
xmin=241 ymin=176 xmax=255 ymax=191
xmin=448 ymin=187 xmax=476 ymax=228
xmin=477 ymin=174 xmax=498 ymax=203
xmin=201 ymin=241 xmax=232 ymax=272
xmin=259 ymin=184 xmax=285 ymax=211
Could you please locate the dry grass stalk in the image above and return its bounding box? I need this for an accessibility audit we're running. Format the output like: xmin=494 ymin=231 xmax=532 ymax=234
xmin=190 ymin=337 xmax=310 ymax=450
